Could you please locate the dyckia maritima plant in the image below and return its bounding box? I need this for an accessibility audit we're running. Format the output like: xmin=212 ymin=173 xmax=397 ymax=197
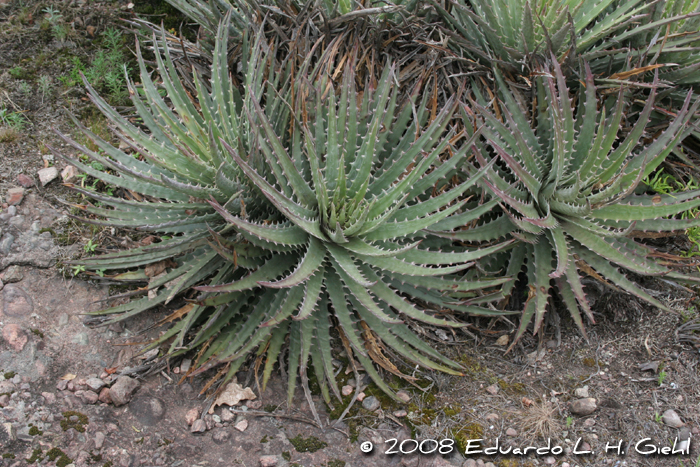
xmin=449 ymin=59 xmax=700 ymax=347
xmin=53 ymin=18 xmax=514 ymax=407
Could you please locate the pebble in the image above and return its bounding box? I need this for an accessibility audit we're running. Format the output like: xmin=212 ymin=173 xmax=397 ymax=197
xmin=94 ymin=432 xmax=105 ymax=449
xmin=81 ymin=390 xmax=99 ymax=404
xmin=61 ymin=165 xmax=78 ymax=183
xmin=220 ymin=408 xmax=235 ymax=422
xmin=246 ymin=400 xmax=262 ymax=410
xmin=505 ymin=427 xmax=517 ymax=436
xmin=185 ymin=408 xmax=200 ymax=426
xmin=485 ymin=384 xmax=499 ymax=395
xmin=180 ymin=358 xmax=191 ymax=373
xmin=393 ymin=410 xmax=407 ymax=418
xmin=0 ymin=395 xmax=9 ymax=407
xmin=543 ymin=456 xmax=556 ymax=465
xmin=38 ymin=167 xmax=59 ymax=186
xmin=98 ymin=387 xmax=112 ymax=404
xmin=0 ymin=235 xmax=14 ymax=254
xmin=190 ymin=419 xmax=206 ymax=433
xmin=86 ymin=377 xmax=105 ymax=392
xmin=574 ymin=386 xmax=589 ymax=398
xmin=662 ymin=409 xmax=684 ymax=428
xmin=362 ymin=396 xmax=380 ymax=411
xmin=41 ymin=392 xmax=56 ymax=404
xmin=212 ymin=429 xmax=231 ymax=444
xmin=56 ymin=380 xmax=68 ymax=391
xmin=341 ymin=385 xmax=353 ymax=396
xmin=16 ymin=174 xmax=34 ymax=188
xmin=570 ymin=398 xmax=597 ymax=416
xmin=72 ymin=332 xmax=89 ymax=346
xmin=259 ymin=455 xmax=278 ymax=467
xmin=485 ymin=413 xmax=499 ymax=422
xmin=463 ymin=461 xmax=477 ymax=467
xmin=6 ymin=187 xmax=24 ymax=206
xmin=583 ymin=418 xmax=596 ymax=427
xmin=2 ymin=266 xmax=23 ymax=283
xmin=234 ymin=419 xmax=248 ymax=432
xmin=109 ymin=376 xmax=140 ymax=406
xmin=7 ymin=206 xmax=16 ymax=216
xmin=2 ymin=324 xmax=28 ymax=352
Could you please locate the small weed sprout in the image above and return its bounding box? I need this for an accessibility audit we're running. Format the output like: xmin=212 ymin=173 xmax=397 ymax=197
xmin=84 ymin=239 xmax=97 ymax=254
xmin=658 ymin=370 xmax=668 ymax=386
xmin=565 ymin=416 xmax=574 ymax=428
xmin=18 ymin=81 xmax=31 ymax=96
xmin=38 ymin=76 xmax=51 ymax=104
xmin=72 ymin=265 xmax=86 ymax=276
xmin=42 ymin=6 xmax=67 ymax=42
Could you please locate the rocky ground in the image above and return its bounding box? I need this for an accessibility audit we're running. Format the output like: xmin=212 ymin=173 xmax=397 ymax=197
xmin=2 ymin=1 xmax=700 ymax=467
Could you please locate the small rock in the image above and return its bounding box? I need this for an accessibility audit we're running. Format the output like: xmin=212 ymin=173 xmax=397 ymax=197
xmin=109 ymin=376 xmax=140 ymax=406
xmin=506 ymin=427 xmax=517 ymax=436
xmin=2 ymin=266 xmax=23 ymax=283
xmin=484 ymin=463 xmax=496 ymax=467
xmin=0 ymin=235 xmax=14 ymax=254
xmin=1 ymin=422 xmax=17 ymax=444
xmin=94 ymin=432 xmax=105 ymax=449
xmin=0 ymin=395 xmax=9 ymax=407
xmin=6 ymin=188 xmax=24 ymax=206
xmin=98 ymin=387 xmax=112 ymax=404
xmin=7 ymin=206 xmax=16 ymax=216
xmin=180 ymin=358 xmax=191 ymax=373
xmin=246 ymin=400 xmax=262 ymax=410
xmin=72 ymin=332 xmax=89 ymax=346
xmin=485 ymin=384 xmax=499 ymax=395
xmin=57 ymin=380 xmax=68 ymax=391
xmin=86 ymin=377 xmax=105 ymax=392
xmin=396 ymin=390 xmax=411 ymax=403
xmin=662 ymin=409 xmax=684 ymax=428
xmin=61 ymin=165 xmax=78 ymax=183
xmin=462 ymin=461 xmax=477 ymax=467
xmin=362 ymin=395 xmax=380 ymax=411
xmin=574 ymin=386 xmax=589 ymax=398
xmin=38 ymin=167 xmax=58 ymax=186
xmin=546 ymin=340 xmax=558 ymax=349
xmin=393 ymin=410 xmax=407 ymax=418
xmin=16 ymin=175 xmax=34 ymax=188
xmin=485 ymin=413 xmax=499 ymax=422
xmin=570 ymin=398 xmax=597 ymax=416
xmin=212 ymin=414 xmax=221 ymax=424
xmin=341 ymin=385 xmax=353 ymax=396
xmin=204 ymin=414 xmax=215 ymax=430
xmin=2 ymin=324 xmax=28 ymax=352
xmin=259 ymin=455 xmax=278 ymax=467
xmin=495 ymin=335 xmax=509 ymax=346
xmin=185 ymin=408 xmax=200 ymax=426
xmin=357 ymin=392 xmax=366 ymax=402
xmin=41 ymin=392 xmax=56 ymax=404
xmin=190 ymin=419 xmax=206 ymax=433
xmin=220 ymin=408 xmax=235 ymax=422
xmin=543 ymin=456 xmax=556 ymax=465
xmin=234 ymin=419 xmax=248 ymax=432
xmin=81 ymin=390 xmax=99 ymax=404
xmin=212 ymin=429 xmax=231 ymax=444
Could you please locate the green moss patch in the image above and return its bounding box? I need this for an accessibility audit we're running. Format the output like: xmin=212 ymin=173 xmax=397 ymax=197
xmin=46 ymin=447 xmax=72 ymax=467
xmin=289 ymin=434 xmax=328 ymax=453
xmin=60 ymin=411 xmax=88 ymax=432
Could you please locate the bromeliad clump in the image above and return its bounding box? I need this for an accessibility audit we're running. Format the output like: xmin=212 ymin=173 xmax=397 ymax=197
xmin=447 ymin=59 xmax=700 ymax=346
xmin=53 ymin=19 xmax=511 ymax=411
